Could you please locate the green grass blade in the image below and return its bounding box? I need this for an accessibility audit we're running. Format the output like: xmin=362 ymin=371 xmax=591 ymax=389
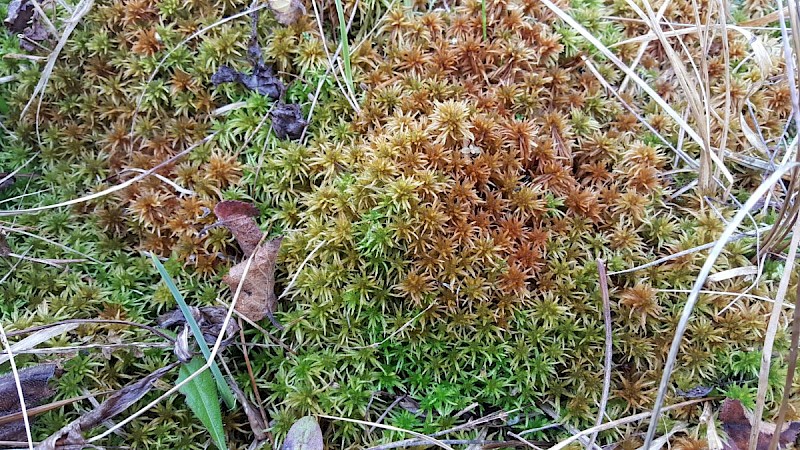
xmin=333 ymin=0 xmax=355 ymax=98
xmin=151 ymin=255 xmax=236 ymax=408
xmin=481 ymin=0 xmax=487 ymax=40
xmin=178 ymin=357 xmax=227 ymax=450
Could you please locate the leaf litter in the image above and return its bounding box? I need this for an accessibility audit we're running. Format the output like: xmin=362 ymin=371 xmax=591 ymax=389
xmin=0 ymin=363 xmax=57 ymax=441
xmin=719 ymin=399 xmax=800 ymax=450
xmin=210 ymin=11 xmax=307 ymax=140
xmin=36 ymin=362 xmax=178 ymax=450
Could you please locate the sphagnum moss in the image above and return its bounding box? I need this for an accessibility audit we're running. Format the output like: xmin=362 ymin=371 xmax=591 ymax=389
xmin=0 ymin=0 xmax=798 ymax=446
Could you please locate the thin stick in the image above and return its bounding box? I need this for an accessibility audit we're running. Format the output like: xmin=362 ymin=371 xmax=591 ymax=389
xmin=587 ymin=259 xmax=612 ymax=449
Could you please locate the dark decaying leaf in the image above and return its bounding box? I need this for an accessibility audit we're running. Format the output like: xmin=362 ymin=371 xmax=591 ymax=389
xmin=0 ymin=364 xmax=57 ymax=441
xmin=230 ymin=380 xmax=267 ymax=441
xmin=36 ymin=363 xmax=177 ymax=450
xmin=214 ymin=200 xmax=263 ymax=257
xmin=3 ymin=0 xmax=34 ymax=33
xmin=0 ymin=232 xmax=10 ymax=257
xmin=158 ymin=305 xmax=240 ymax=347
xmin=4 ymin=0 xmax=51 ymax=51
xmin=267 ymin=0 xmax=306 ymax=25
xmin=281 ymin=416 xmax=323 ymax=450
xmin=270 ymin=102 xmax=308 ymax=140
xmin=211 ymin=39 xmax=284 ymax=99
xmin=720 ymin=398 xmax=800 ymax=450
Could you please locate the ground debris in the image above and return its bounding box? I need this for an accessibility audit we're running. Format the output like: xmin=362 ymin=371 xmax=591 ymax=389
xmin=36 ymin=363 xmax=177 ymax=450
xmin=270 ymin=102 xmax=308 ymax=140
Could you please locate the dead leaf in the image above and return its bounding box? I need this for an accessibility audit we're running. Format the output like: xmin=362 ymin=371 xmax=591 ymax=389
xmin=158 ymin=306 xmax=240 ymax=347
xmin=267 ymin=0 xmax=306 ymax=25
xmin=215 ymin=200 xmax=284 ymax=326
xmin=36 ymin=363 xmax=177 ymax=450
xmin=222 ymin=237 xmax=284 ymax=324
xmin=211 ymin=39 xmax=284 ymax=99
xmin=0 ymin=364 xmax=57 ymax=441
xmin=719 ymin=399 xmax=800 ymax=450
xmin=270 ymin=102 xmax=308 ymax=141
xmin=230 ymin=381 xmax=267 ymax=441
xmin=214 ymin=200 xmax=263 ymax=257
xmin=281 ymin=416 xmax=323 ymax=450
xmin=4 ymin=0 xmax=51 ymax=51
xmin=3 ymin=0 xmax=34 ymax=33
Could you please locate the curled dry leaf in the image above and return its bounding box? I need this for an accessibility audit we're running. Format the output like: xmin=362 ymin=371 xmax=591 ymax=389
xmin=0 ymin=363 xmax=57 ymax=441
xmin=230 ymin=381 xmax=267 ymax=441
xmin=215 ymin=200 xmax=284 ymax=325
xmin=719 ymin=399 xmax=800 ymax=450
xmin=281 ymin=416 xmax=323 ymax=450
xmin=36 ymin=363 xmax=177 ymax=450
xmin=158 ymin=305 xmax=241 ymax=347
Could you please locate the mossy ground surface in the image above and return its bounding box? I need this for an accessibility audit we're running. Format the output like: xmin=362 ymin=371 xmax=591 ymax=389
xmin=0 ymin=0 xmax=799 ymax=447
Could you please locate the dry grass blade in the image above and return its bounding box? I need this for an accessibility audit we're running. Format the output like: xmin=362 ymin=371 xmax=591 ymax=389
xmin=0 ymin=323 xmax=78 ymax=365
xmin=749 ymin=218 xmax=800 ymax=450
xmin=767 ymin=281 xmax=800 ymax=450
xmin=315 ymin=414 xmax=455 ymax=450
xmin=549 ymin=398 xmax=708 ymax=450
xmin=0 ymin=133 xmax=215 ymax=217
xmin=587 ymin=259 xmax=612 ymax=449
xmin=642 ymin=162 xmax=800 ymax=448
xmin=0 ymin=322 xmax=34 ymax=450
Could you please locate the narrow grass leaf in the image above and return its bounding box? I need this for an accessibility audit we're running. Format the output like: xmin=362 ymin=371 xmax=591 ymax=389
xmin=178 ymin=357 xmax=227 ymax=450
xmin=151 ymin=255 xmax=236 ymax=408
xmin=333 ymin=0 xmax=355 ymax=98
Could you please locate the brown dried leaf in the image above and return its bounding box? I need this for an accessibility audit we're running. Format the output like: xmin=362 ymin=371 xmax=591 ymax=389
xmin=0 ymin=364 xmax=57 ymax=441
xmin=214 ymin=200 xmax=263 ymax=257
xmin=36 ymin=363 xmax=176 ymax=450
xmin=720 ymin=399 xmax=800 ymax=450
xmin=223 ymin=237 xmax=283 ymax=323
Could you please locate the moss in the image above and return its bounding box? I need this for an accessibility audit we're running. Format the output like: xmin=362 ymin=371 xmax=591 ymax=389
xmin=0 ymin=0 xmax=797 ymax=446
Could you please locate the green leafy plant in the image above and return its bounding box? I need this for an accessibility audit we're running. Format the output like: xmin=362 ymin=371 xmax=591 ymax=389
xmin=177 ymin=357 xmax=228 ymax=450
